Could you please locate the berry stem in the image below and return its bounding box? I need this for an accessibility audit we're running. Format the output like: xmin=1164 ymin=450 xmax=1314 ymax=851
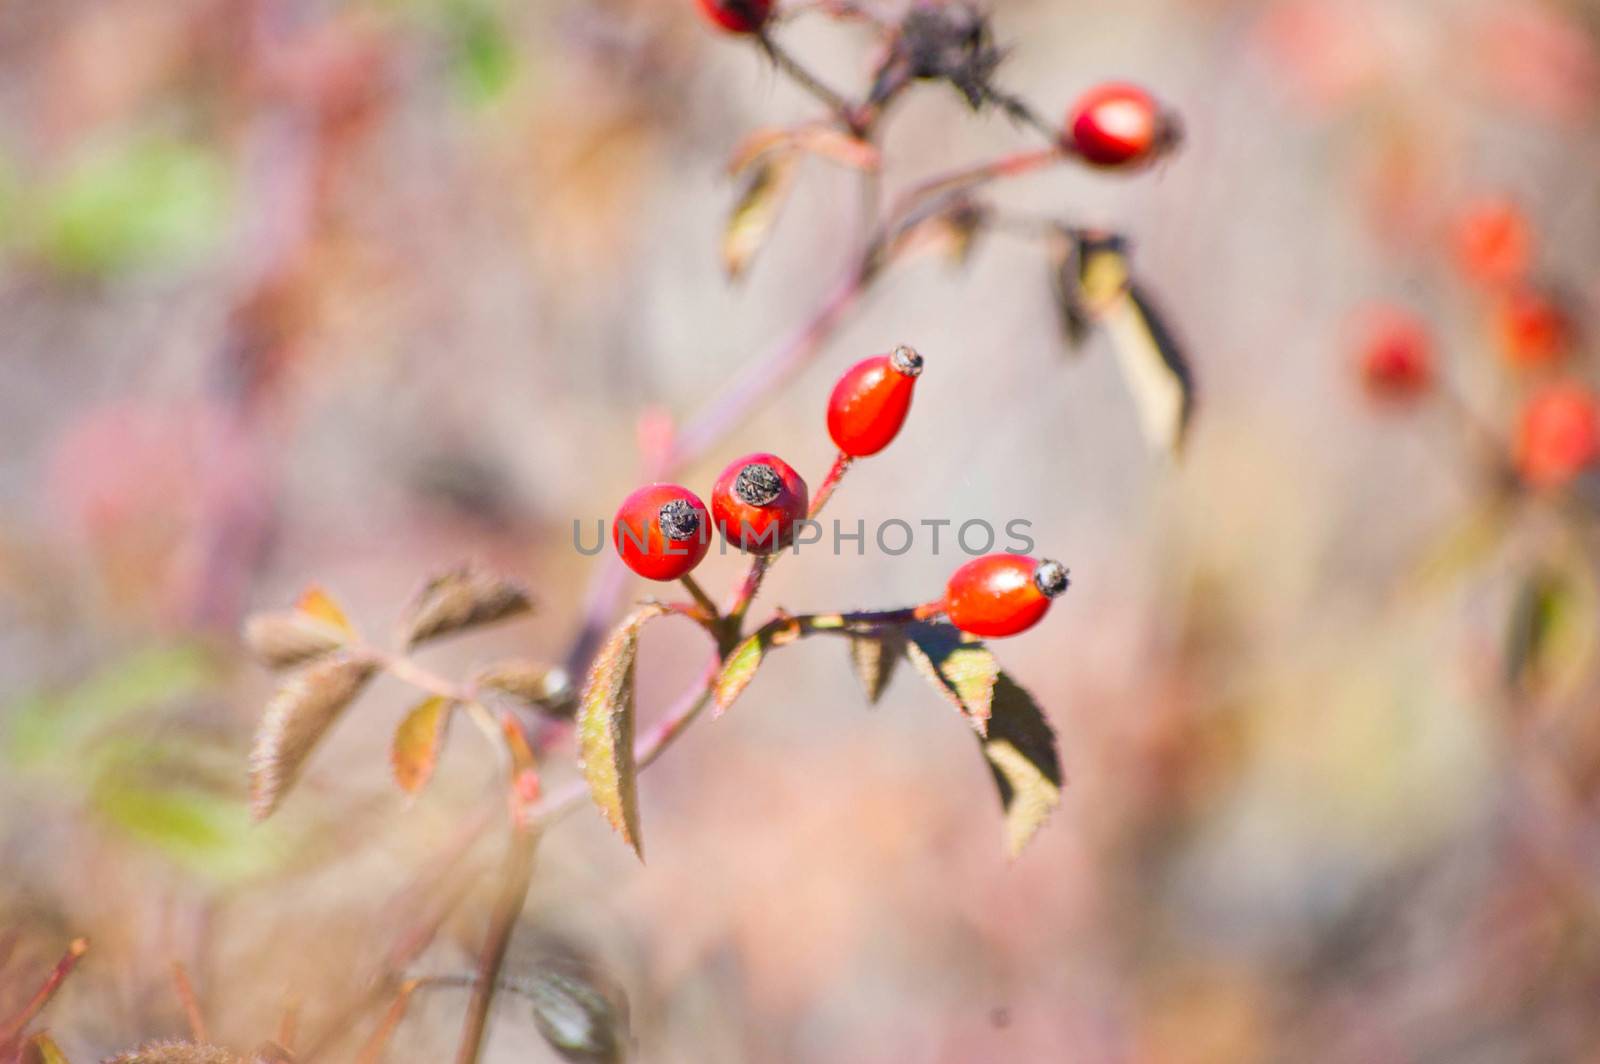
xmin=172 ymin=960 xmax=208 ymax=1044
xmin=724 ymin=553 xmax=772 ymax=633
xmin=980 ymin=84 xmax=1068 ymax=148
xmin=809 ymin=452 xmax=854 ymax=518
xmin=679 ymin=573 xmax=722 ymax=622
xmin=452 ymin=822 xmax=540 ymax=1064
xmin=0 ymin=937 xmax=88 ymax=1049
xmin=757 ymin=30 xmax=863 ymax=133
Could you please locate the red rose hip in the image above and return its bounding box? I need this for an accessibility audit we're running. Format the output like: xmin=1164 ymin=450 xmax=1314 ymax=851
xmin=695 ymin=0 xmax=773 ymax=34
xmin=1516 ymin=383 xmax=1600 ymax=490
xmin=612 ymin=483 xmax=711 ymax=581
xmin=1357 ymin=306 xmax=1433 ymax=402
xmin=712 ymin=453 xmax=809 ymax=553
xmin=1065 ymin=83 xmax=1178 ymax=168
xmin=1495 ymin=288 xmax=1572 ymax=370
xmin=944 ymin=555 xmax=1069 ymax=638
xmin=827 ymin=345 xmax=923 ymax=457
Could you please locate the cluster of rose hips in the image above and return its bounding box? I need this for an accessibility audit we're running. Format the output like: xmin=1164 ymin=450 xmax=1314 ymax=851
xmin=695 ymin=0 xmax=1177 ymax=171
xmin=1357 ymin=196 xmax=1594 ymax=493
xmin=611 ymin=346 xmax=1068 ymax=637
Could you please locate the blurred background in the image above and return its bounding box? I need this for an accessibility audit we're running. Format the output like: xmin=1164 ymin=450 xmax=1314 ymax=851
xmin=3 ymin=0 xmax=1600 ymax=1060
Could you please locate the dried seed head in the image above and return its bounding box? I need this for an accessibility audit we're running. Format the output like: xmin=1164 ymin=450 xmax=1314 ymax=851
xmin=1033 ymin=559 xmax=1069 ymax=598
xmin=658 ymin=499 xmax=702 ymax=542
xmin=733 ymin=463 xmax=783 ymax=506
xmin=890 ymin=344 xmax=924 ymax=377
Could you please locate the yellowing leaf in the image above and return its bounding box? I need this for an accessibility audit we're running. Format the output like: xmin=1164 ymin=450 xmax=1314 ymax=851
xmin=1064 ymin=234 xmax=1195 ymax=455
xmin=982 ymin=674 xmax=1062 ymax=857
xmin=848 ymin=631 xmax=903 ymax=705
xmin=576 ymin=606 xmax=665 ymax=859
xmin=400 ymin=565 xmax=533 ymax=649
xmin=722 ymin=152 xmax=799 ymax=281
xmin=391 ymin=695 xmax=455 ymax=796
xmin=21 ymin=1033 xmax=72 ymax=1064
xmin=713 ymin=633 xmax=767 ymax=716
xmin=1105 ymin=284 xmax=1195 ymax=458
xmin=249 ymin=653 xmax=378 ymax=820
xmin=294 ymin=583 xmax=357 ymax=638
xmin=904 ymin=623 xmax=999 ymax=735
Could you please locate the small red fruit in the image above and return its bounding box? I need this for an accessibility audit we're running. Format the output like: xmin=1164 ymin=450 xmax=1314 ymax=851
xmin=1065 ymin=83 xmax=1179 ymax=168
xmin=827 ymin=344 xmax=923 ymax=457
xmin=695 ymin=0 xmax=773 ymax=34
xmin=1452 ymin=198 xmax=1531 ymax=289
xmin=1357 ymin=306 xmax=1433 ymax=402
xmin=944 ymin=555 xmax=1069 ymax=638
xmin=1494 ymin=288 xmax=1572 ymax=369
xmin=1516 ymin=383 xmax=1600 ymax=490
xmin=711 ymin=453 xmax=809 ymax=553
xmin=612 ymin=483 xmax=711 ymax=581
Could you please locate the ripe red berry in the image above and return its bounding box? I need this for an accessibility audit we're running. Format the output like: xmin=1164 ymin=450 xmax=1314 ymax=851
xmin=827 ymin=345 xmax=923 ymax=458
xmin=1357 ymin=306 xmax=1433 ymax=402
xmin=1516 ymin=384 xmax=1600 ymax=490
xmin=1065 ymin=83 xmax=1178 ymax=168
xmin=711 ymin=453 xmax=809 ymax=553
xmin=612 ymin=484 xmax=711 ymax=581
xmin=943 ymin=555 xmax=1069 ymax=639
xmin=1494 ymin=288 xmax=1572 ymax=369
xmin=1452 ymin=198 xmax=1531 ymax=289
xmin=695 ymin=0 xmax=773 ymax=34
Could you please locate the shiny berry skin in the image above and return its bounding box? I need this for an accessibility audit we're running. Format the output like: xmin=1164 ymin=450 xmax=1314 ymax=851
xmin=1357 ymin=307 xmax=1433 ymax=402
xmin=1495 ymin=288 xmax=1572 ymax=369
xmin=1065 ymin=83 xmax=1178 ymax=168
xmin=944 ymin=555 xmax=1069 ymax=639
xmin=711 ymin=453 xmax=809 ymax=553
xmin=695 ymin=0 xmax=773 ymax=33
xmin=1516 ymin=384 xmax=1600 ymax=490
xmin=827 ymin=345 xmax=923 ymax=457
xmin=612 ymin=484 xmax=711 ymax=581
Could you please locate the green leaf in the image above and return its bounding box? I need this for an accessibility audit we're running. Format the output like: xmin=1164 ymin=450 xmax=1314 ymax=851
xmin=982 ymin=674 xmax=1062 ymax=858
xmin=391 ymin=695 xmax=455 ymax=796
xmin=848 ymin=631 xmax=903 ymax=705
xmin=1505 ymin=562 xmax=1597 ymax=700
xmin=451 ymin=5 xmax=518 ymax=104
xmin=399 ymin=564 xmax=533 ymax=649
xmin=577 ymin=606 xmax=665 ymax=860
xmin=904 ymin=623 xmax=999 ymax=735
xmin=36 ymin=138 xmax=228 ymax=275
xmin=92 ymin=780 xmax=285 ymax=883
xmin=6 ymin=644 xmax=215 ymax=770
xmin=248 ymin=653 xmax=379 ymax=820
xmin=713 ymin=632 xmax=768 ymax=716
